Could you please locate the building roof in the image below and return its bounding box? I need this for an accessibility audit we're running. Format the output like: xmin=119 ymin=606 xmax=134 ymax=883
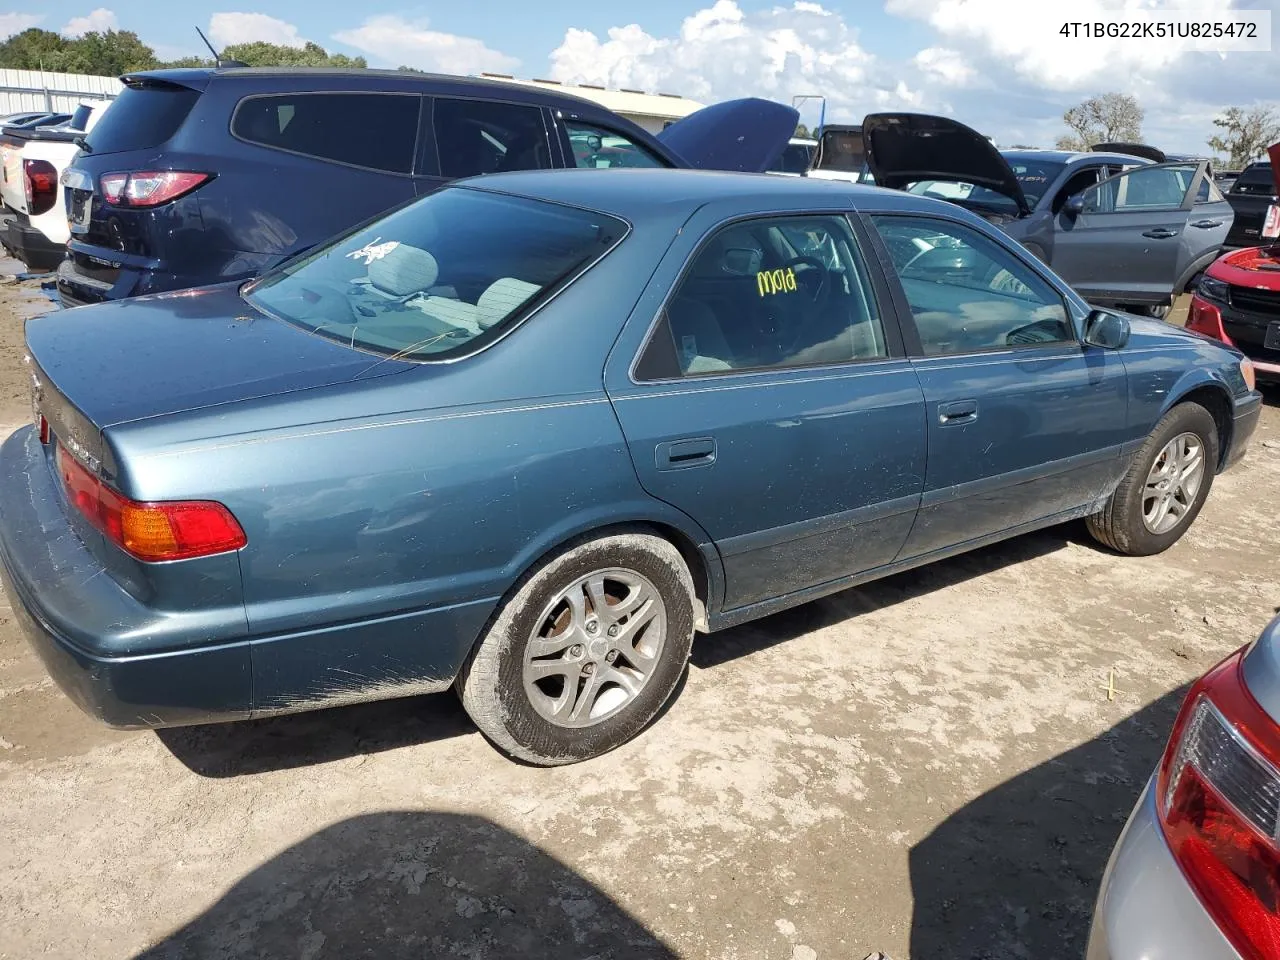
xmin=476 ymin=74 xmax=704 ymax=121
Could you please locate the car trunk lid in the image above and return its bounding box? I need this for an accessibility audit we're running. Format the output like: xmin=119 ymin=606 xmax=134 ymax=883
xmin=25 ymin=283 xmax=412 ymax=434
xmin=655 ymin=97 xmax=798 ymax=173
xmin=862 ymin=112 xmax=1031 ymax=216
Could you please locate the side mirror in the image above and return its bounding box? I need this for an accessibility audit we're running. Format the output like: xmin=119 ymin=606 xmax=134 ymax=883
xmin=1083 ymin=309 xmax=1130 ymax=349
xmin=1063 ymin=193 xmax=1085 ymax=217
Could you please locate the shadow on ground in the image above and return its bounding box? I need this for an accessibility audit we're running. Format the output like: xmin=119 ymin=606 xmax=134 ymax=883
xmin=908 ymin=682 xmax=1189 ymax=959
xmin=132 ymin=811 xmax=675 ymax=959
xmin=160 ymin=525 xmax=1082 ymax=777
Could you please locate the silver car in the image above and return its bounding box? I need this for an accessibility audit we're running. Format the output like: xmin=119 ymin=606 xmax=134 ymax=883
xmin=1086 ymin=617 xmax=1280 ymax=959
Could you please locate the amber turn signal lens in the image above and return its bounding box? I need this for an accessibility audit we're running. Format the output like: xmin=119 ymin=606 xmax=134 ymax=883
xmin=1241 ymin=359 xmax=1257 ymax=392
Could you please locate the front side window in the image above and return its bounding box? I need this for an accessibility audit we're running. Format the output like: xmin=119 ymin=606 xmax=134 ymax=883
xmin=433 ymin=98 xmax=551 ymax=179
xmin=246 ymin=188 xmax=626 ymax=361
xmin=232 ymin=93 xmax=419 ymax=174
xmin=635 ymin=215 xmax=887 ymax=379
xmin=564 ymin=120 xmax=665 ymax=169
xmin=871 ymin=215 xmax=1072 ymax=356
xmin=1081 ymin=163 xmax=1197 ymax=213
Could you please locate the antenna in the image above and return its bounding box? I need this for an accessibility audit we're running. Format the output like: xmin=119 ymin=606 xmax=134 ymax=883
xmin=195 ymin=25 xmax=218 ymax=61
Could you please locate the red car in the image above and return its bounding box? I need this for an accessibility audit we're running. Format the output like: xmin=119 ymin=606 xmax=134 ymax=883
xmin=1187 ymin=143 xmax=1280 ymax=382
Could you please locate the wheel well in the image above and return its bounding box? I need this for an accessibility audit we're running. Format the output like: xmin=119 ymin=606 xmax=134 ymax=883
xmin=1175 ymin=385 xmax=1232 ymax=469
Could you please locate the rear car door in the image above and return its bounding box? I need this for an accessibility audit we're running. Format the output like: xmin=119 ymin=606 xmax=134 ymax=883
xmin=417 ymin=96 xmax=556 ymax=196
xmin=604 ymin=206 xmax=926 ymax=614
xmin=866 ymin=212 xmax=1130 ymax=558
xmin=1050 ymin=161 xmax=1218 ymax=305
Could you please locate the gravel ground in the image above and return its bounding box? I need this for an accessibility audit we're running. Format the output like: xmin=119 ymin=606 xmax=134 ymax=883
xmin=0 ymin=274 xmax=1275 ymax=960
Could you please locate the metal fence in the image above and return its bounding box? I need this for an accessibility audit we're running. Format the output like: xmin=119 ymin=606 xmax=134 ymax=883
xmin=0 ymin=69 xmax=120 ymax=115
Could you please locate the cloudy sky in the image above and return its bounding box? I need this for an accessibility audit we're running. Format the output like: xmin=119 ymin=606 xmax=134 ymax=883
xmin=14 ymin=0 xmax=1280 ymax=153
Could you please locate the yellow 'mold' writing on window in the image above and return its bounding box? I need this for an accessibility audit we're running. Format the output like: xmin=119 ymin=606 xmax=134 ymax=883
xmin=757 ymin=267 xmax=798 ymax=297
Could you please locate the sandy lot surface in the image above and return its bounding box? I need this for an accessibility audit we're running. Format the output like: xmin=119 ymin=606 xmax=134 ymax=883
xmin=0 ymin=275 xmax=1275 ymax=960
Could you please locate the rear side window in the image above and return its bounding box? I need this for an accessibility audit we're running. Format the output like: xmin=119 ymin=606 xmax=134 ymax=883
xmin=433 ymin=98 xmax=551 ymax=179
xmin=1232 ymin=165 xmax=1276 ymax=197
xmin=83 ymin=84 xmax=199 ymax=154
xmin=232 ymin=93 xmax=419 ymax=174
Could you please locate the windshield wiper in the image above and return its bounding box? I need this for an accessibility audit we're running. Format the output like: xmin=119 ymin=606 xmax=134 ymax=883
xmin=74 ymin=135 xmax=92 ymax=153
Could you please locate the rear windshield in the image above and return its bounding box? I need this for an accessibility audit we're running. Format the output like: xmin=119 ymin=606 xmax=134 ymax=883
xmin=246 ymin=188 xmax=627 ymax=361
xmin=1231 ymin=164 xmax=1275 ymax=196
xmin=906 ymin=159 xmax=1065 ymax=212
xmin=815 ymin=130 xmax=864 ymax=172
xmin=83 ymin=83 xmax=199 ymax=154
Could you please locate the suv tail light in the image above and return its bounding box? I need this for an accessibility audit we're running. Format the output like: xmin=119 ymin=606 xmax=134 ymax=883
xmin=100 ymin=170 xmax=211 ymax=208
xmin=55 ymin=445 xmax=246 ymax=562
xmin=23 ymin=158 xmax=58 ymax=216
xmin=1157 ymin=649 xmax=1280 ymax=960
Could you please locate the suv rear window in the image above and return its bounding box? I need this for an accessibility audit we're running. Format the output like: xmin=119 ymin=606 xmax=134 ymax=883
xmin=1231 ymin=164 xmax=1275 ymax=197
xmin=245 ymin=187 xmax=626 ymax=361
xmin=83 ymin=83 xmax=199 ymax=154
xmin=232 ymin=93 xmax=420 ymax=174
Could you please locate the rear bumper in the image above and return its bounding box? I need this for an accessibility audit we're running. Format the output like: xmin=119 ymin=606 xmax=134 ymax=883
xmin=0 ymin=427 xmax=252 ymax=727
xmin=0 ymin=213 xmax=64 ymax=271
xmin=1085 ymin=780 xmax=1241 ymax=960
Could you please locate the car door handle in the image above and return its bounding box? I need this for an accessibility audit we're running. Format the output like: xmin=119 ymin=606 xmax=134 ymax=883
xmin=656 ymin=437 xmax=717 ymax=470
xmin=938 ymin=400 xmax=978 ymax=426
xmin=1190 ymin=219 xmax=1223 ymax=229
xmin=1142 ymin=228 xmax=1179 ymax=239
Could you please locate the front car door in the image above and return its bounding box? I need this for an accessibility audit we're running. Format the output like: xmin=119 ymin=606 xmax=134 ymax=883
xmin=604 ymin=204 xmax=927 ymax=615
xmin=863 ymin=211 xmax=1130 ymax=558
xmin=1050 ymin=161 xmax=1214 ymax=306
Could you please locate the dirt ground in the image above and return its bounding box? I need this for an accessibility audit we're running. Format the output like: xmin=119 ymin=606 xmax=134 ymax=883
xmin=0 ymin=272 xmax=1276 ymax=960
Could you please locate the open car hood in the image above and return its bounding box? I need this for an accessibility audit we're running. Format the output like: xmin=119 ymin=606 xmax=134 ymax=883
xmin=862 ymin=113 xmax=1030 ymax=216
xmin=657 ymin=97 xmax=798 ymax=173
xmin=1268 ymin=142 xmax=1280 ymax=195
xmin=1091 ymin=142 xmax=1167 ymax=163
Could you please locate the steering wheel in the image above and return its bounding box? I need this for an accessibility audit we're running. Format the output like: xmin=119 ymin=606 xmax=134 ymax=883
xmin=779 ymin=255 xmax=829 ymax=307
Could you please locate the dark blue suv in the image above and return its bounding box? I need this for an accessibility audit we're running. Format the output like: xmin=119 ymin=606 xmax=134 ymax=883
xmin=57 ymin=67 xmax=795 ymax=306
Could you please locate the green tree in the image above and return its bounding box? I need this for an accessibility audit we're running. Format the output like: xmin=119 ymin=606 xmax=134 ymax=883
xmin=794 ymin=123 xmax=810 ymax=139
xmin=1207 ymin=106 xmax=1280 ymax=168
xmin=0 ymin=28 xmax=73 ymax=71
xmin=60 ymin=30 xmax=158 ymax=74
xmin=1055 ymin=92 xmax=1144 ymax=151
xmin=220 ymin=41 xmax=366 ymax=68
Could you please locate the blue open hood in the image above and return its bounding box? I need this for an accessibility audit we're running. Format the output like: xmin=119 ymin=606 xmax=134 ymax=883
xmin=657 ymin=97 xmax=798 ymax=173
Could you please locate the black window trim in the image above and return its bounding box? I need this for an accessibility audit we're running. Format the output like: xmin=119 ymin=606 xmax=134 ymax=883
xmin=629 ymin=210 xmax=904 ymax=385
xmin=229 ymin=90 xmax=424 ymax=178
xmin=428 ymin=93 xmax=557 ymax=181
xmin=860 ymin=209 xmax=1083 ymax=361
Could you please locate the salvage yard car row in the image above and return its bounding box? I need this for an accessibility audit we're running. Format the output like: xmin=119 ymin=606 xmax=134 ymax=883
xmin=2 ymin=64 xmax=1280 ymax=960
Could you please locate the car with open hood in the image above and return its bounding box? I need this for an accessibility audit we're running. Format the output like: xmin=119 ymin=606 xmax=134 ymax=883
xmin=55 ymin=67 xmax=796 ymax=307
xmin=0 ymin=168 xmax=1259 ymax=765
xmin=863 ymin=113 xmax=1234 ymax=315
xmin=1222 ymin=159 xmax=1276 ymax=249
xmin=1185 ymin=143 xmax=1280 ymax=382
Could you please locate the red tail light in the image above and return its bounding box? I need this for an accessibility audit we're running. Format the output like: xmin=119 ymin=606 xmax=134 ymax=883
xmin=1156 ymin=649 xmax=1280 ymax=960
xmin=55 ymin=445 xmax=246 ymax=562
xmin=23 ymin=158 xmax=58 ymax=216
xmin=1186 ymin=293 xmax=1231 ymax=343
xmin=100 ymin=170 xmax=211 ymax=208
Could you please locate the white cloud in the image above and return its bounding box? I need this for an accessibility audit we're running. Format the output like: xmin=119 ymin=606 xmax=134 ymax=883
xmin=208 ymin=12 xmax=306 ymax=50
xmin=549 ymin=0 xmax=920 ymax=114
xmin=62 ymin=8 xmax=118 ymax=38
xmin=913 ymin=47 xmax=974 ymax=86
xmin=0 ymin=12 xmax=42 ymax=40
xmin=333 ymin=15 xmax=518 ymax=75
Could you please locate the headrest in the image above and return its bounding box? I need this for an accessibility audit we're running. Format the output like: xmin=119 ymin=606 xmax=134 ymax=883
xmin=477 ymin=277 xmax=540 ymax=329
xmin=368 ymin=244 xmax=439 ymax=297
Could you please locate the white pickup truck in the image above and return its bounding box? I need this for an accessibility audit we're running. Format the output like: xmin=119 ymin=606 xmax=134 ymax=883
xmin=0 ymin=99 xmax=112 ymax=270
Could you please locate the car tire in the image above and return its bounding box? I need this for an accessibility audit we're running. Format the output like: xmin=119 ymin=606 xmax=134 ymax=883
xmin=1086 ymin=402 xmax=1218 ymax=556
xmin=457 ymin=531 xmax=696 ymax=765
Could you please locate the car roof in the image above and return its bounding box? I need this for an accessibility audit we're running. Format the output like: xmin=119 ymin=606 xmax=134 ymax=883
xmin=1000 ymin=149 xmax=1148 ymax=166
xmin=136 ymin=66 xmax=628 ymax=114
xmin=453 ymin=167 xmax=949 ymax=221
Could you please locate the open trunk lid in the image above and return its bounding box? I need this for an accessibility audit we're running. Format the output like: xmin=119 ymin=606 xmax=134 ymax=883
xmin=862 ymin=112 xmax=1031 ymax=216
xmin=656 ymin=97 xmax=798 ymax=173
